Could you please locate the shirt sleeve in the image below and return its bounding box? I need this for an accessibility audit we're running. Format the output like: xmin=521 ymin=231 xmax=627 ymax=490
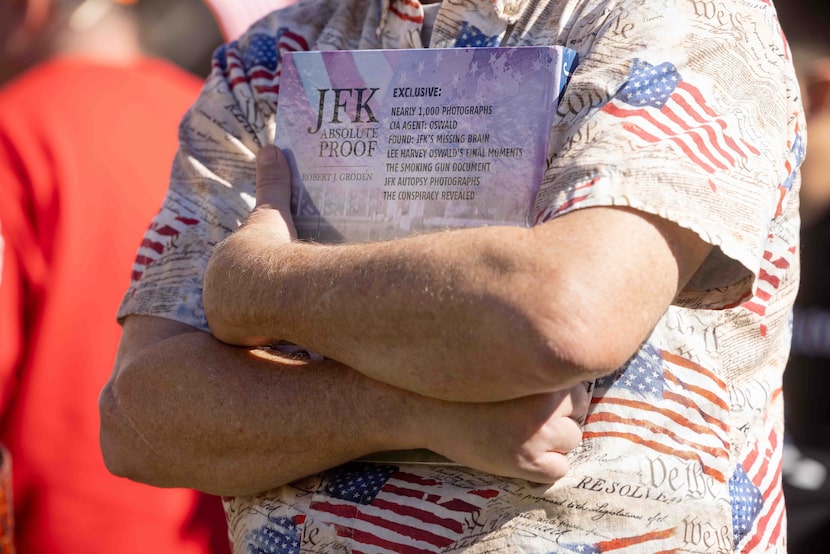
xmin=117 ymin=26 xmax=281 ymax=330
xmin=117 ymin=4 xmax=347 ymax=329
xmin=535 ymin=1 xmax=803 ymax=309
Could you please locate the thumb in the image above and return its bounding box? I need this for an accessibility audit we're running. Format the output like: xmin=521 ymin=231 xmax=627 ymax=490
xmin=255 ymin=144 xmax=292 ymax=211
xmin=247 ymin=144 xmax=297 ymax=241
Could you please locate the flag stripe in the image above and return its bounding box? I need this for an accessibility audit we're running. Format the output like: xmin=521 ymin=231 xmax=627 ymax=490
xmin=140 ymin=238 xmax=164 ymax=254
xmin=676 ymin=81 xmax=719 ymax=118
xmin=370 ymin=498 xmax=463 ymax=533
xmin=389 ymin=4 xmax=424 ymax=24
xmin=661 ymin=390 xmax=731 ymax=437
xmin=668 ymin=83 xmax=751 ymax=160
xmin=589 ymin=396 xmax=728 ymax=447
xmin=660 ymin=351 xmax=726 ymax=389
xmin=619 ymin=120 xmax=717 ymax=174
xmin=744 ymin=472 xmax=784 ymax=551
xmin=596 ymin=528 xmax=675 ymax=551
xmin=587 ymin=346 xmax=730 ymax=489
xmin=280 ymin=29 xmax=310 ymax=51
xmin=134 ymin=254 xmax=155 ymax=266
xmin=536 ymin=179 xmax=598 ymax=223
xmin=312 ymin=501 xmax=455 ymax=548
xmin=586 ymin=411 xmax=726 ymax=458
xmin=669 ymin=93 xmax=741 ymax=161
xmin=337 ymin=526 xmax=435 ymax=554
xmin=381 ymin=483 xmax=483 ymax=513
xmin=605 ymin=103 xmax=726 ymax=169
xmin=314 ymin=496 xmax=467 ymax=542
xmin=663 ymin=368 xmax=729 ymax=414
xmin=582 ymin=430 xmax=726 ymax=481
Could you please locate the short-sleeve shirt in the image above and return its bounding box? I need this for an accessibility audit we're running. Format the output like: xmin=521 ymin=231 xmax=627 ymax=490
xmin=118 ymin=0 xmax=804 ymax=551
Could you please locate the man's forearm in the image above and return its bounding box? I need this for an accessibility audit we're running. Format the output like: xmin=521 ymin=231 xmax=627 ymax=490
xmin=204 ymin=205 xmax=705 ymax=402
xmin=100 ymin=316 xmax=589 ymax=494
xmin=204 ymin=223 xmax=581 ymax=402
xmin=100 ymin=321 xmax=424 ymax=496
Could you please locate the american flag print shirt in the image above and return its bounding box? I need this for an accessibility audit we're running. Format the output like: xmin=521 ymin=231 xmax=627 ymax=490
xmin=118 ymin=0 xmax=803 ymax=551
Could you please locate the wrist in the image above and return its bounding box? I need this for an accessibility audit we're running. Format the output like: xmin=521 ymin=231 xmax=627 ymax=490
xmin=363 ymin=377 xmax=443 ymax=453
xmin=203 ymin=230 xmax=297 ymax=345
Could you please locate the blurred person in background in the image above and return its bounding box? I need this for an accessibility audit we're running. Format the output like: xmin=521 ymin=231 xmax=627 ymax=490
xmin=0 ymin=0 xmax=231 ymax=551
xmin=774 ymin=0 xmax=830 ymax=551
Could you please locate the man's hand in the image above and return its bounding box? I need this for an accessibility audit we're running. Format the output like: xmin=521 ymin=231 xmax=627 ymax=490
xmin=420 ymin=382 xmax=590 ymax=483
xmin=242 ymin=144 xmax=296 ymax=242
xmin=207 ymin=143 xmax=296 ymax=260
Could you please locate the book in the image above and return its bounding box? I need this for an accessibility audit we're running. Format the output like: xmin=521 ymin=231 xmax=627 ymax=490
xmin=274 ymin=45 xmax=577 ymax=243
xmin=274 ymin=46 xmax=577 ymax=464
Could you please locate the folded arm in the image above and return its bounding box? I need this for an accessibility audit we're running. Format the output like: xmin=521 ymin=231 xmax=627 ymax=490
xmin=204 ymin=147 xmax=714 ymax=402
xmin=100 ymin=314 xmax=588 ymax=496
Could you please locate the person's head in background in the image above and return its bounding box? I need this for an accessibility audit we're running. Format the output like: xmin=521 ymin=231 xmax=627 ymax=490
xmin=0 ymin=0 xmax=143 ymax=84
xmin=775 ymin=0 xmax=830 ymax=226
xmin=0 ymin=0 xmax=222 ymax=85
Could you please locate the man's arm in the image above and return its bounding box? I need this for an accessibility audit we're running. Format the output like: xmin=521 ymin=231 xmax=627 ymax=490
xmin=204 ymin=146 xmax=714 ymax=402
xmin=100 ymin=314 xmax=588 ymax=496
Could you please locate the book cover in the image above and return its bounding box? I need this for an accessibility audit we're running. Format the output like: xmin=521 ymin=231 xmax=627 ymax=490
xmin=274 ymin=46 xmax=577 ymax=464
xmin=274 ymin=45 xmax=577 ymax=243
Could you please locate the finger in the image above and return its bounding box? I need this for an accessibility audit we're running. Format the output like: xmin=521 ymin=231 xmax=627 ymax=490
xmin=247 ymin=145 xmax=297 ymax=241
xmin=545 ymin=417 xmax=584 ymax=453
xmin=255 ymin=144 xmax=292 ymax=211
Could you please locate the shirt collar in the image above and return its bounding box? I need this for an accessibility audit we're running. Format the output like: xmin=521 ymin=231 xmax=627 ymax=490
xmin=376 ymin=0 xmax=527 ymax=48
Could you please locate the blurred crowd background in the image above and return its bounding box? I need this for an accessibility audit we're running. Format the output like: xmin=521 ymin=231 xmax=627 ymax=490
xmin=0 ymin=1 xmax=229 ymax=553
xmin=775 ymin=1 xmax=830 ymax=551
xmin=0 ymin=0 xmax=224 ymax=86
xmin=0 ymin=0 xmax=828 ymax=552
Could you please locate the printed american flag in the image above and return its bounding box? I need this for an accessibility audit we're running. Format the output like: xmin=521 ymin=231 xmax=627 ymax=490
xmin=740 ymin=233 xmax=797 ymax=337
xmin=131 ymin=214 xmax=198 ymax=282
xmin=453 ymin=22 xmax=500 ymax=48
xmin=602 ymin=59 xmax=759 ymax=189
xmin=585 ymin=343 xmax=731 ymax=484
xmin=781 ymin=123 xmax=806 ymax=195
xmin=132 ymin=29 xmax=311 ymax=284
xmin=389 ymin=0 xmax=425 ymax=25
xmin=775 ymin=120 xmax=806 ymax=217
xmin=244 ymin=515 xmax=301 ymax=554
xmin=212 ymin=27 xmax=309 ymax=99
xmin=309 ymin=463 xmax=499 ymax=553
xmin=731 ymin=414 xmax=785 ymax=551
xmin=557 ymin=527 xmax=676 ymax=553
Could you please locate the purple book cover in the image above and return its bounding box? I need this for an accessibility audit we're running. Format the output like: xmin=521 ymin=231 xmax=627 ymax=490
xmin=275 ymin=46 xmax=577 ymax=244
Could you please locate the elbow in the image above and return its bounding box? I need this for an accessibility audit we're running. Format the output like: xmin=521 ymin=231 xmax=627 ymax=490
xmin=538 ymin=314 xmax=639 ymax=385
xmin=524 ymin=280 xmax=647 ymax=390
xmin=98 ymin=373 xmax=176 ymax=489
xmin=98 ymin=381 xmax=150 ymax=481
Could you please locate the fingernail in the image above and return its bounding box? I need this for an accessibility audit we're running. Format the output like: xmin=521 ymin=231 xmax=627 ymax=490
xmin=258 ymin=145 xmax=280 ymax=165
